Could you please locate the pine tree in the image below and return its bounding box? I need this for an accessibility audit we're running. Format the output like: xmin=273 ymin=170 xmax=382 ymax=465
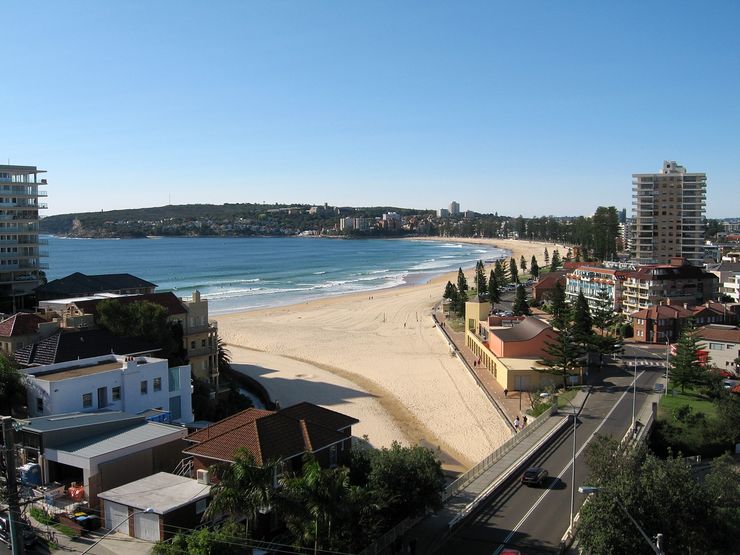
xmin=519 ymin=255 xmax=527 ymax=272
xmin=591 ymin=287 xmax=616 ymax=335
xmin=494 ymin=259 xmax=507 ymax=285
xmin=512 ymin=285 xmax=531 ymax=316
xmin=544 ymin=248 xmax=550 ymax=264
xmin=571 ymin=291 xmax=593 ymax=341
xmin=549 ymin=281 xmax=568 ymax=330
xmin=456 ymin=268 xmax=468 ymax=292
xmin=537 ymin=325 xmax=584 ymax=390
xmin=509 ymin=257 xmax=519 ymax=284
xmin=670 ymin=323 xmax=706 ymax=393
xmin=550 ymin=249 xmax=561 ymax=272
xmin=530 ymin=256 xmax=540 ymax=279
xmin=488 ymin=270 xmax=500 ymax=305
xmin=475 ymin=260 xmax=487 ymax=295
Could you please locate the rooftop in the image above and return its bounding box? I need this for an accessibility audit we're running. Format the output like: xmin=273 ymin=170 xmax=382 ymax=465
xmin=489 ymin=317 xmax=552 ymax=343
xmin=55 ymin=421 xmax=185 ymax=460
xmin=98 ymin=472 xmax=210 ymax=514
xmin=0 ymin=313 xmax=46 ymax=337
xmin=23 ymin=411 xmax=143 ymax=433
xmin=697 ymin=324 xmax=740 ymax=343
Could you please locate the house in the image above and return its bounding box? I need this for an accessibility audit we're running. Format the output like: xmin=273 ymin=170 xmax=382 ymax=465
xmin=182 ymin=402 xmax=359 ymax=476
xmin=98 ymin=472 xmax=211 ymax=542
xmin=37 ymin=290 xmax=219 ymax=386
xmin=17 ymin=411 xmax=187 ymax=507
xmin=531 ymin=270 xmax=566 ymax=303
xmin=23 ymin=354 xmax=193 ymax=424
xmin=709 ymin=260 xmax=740 ymax=302
xmin=696 ymin=324 xmax=740 ymax=375
xmin=630 ymin=302 xmax=728 ymax=343
xmin=464 ymin=298 xmax=571 ymax=391
xmin=35 ymin=272 xmax=157 ymax=300
xmin=14 ymin=328 xmax=159 ymax=367
xmin=0 ymin=312 xmax=49 ymax=355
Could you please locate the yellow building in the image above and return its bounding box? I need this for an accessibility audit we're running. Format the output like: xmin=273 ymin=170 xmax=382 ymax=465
xmin=464 ymin=298 xmax=578 ymax=391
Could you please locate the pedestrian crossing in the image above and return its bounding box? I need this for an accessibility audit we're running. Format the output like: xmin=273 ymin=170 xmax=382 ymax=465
xmin=619 ymin=358 xmax=668 ymax=368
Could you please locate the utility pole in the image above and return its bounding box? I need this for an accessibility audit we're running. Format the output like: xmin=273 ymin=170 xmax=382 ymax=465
xmin=2 ymin=416 xmax=25 ymax=555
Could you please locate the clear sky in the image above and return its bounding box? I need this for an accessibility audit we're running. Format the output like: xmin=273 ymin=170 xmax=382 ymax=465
xmin=3 ymin=1 xmax=739 ymax=218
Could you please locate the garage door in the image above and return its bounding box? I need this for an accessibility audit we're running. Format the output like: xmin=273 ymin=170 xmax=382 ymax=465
xmin=104 ymin=501 xmax=129 ymax=533
xmin=134 ymin=511 xmax=160 ymax=542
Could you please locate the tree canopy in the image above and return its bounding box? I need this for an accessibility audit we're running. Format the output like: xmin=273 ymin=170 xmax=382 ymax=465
xmin=670 ymin=322 xmax=708 ymax=393
xmin=512 ymin=285 xmax=531 ymax=316
xmin=0 ymin=353 xmax=25 ymax=416
xmin=579 ymin=437 xmax=738 ymax=555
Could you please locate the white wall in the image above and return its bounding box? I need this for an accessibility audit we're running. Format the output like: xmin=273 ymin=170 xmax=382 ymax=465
xmin=25 ymin=356 xmax=193 ymax=423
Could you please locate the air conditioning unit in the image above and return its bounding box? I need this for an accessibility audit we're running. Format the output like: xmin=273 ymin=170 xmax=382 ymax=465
xmin=196 ymin=469 xmax=210 ymax=485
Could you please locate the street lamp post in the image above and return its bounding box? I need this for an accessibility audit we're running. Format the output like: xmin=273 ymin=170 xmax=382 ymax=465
xmin=563 ymin=399 xmax=578 ymax=530
xmin=665 ymin=337 xmax=670 ymax=395
xmin=81 ymin=508 xmax=154 ymax=554
xmin=578 ymin=486 xmax=664 ymax=554
xmin=632 ymin=356 xmax=637 ymax=435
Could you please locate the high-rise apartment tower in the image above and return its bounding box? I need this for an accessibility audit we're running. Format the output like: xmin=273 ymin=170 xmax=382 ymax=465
xmin=0 ymin=165 xmax=48 ymax=309
xmin=631 ymin=161 xmax=706 ymax=266
xmin=449 ymin=201 xmax=460 ymax=215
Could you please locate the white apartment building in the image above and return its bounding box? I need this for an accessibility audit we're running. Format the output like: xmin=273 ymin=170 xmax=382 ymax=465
xmin=449 ymin=201 xmax=460 ymax=215
xmin=0 ymin=165 xmax=48 ymax=310
xmin=24 ymin=354 xmax=193 ymax=424
xmin=631 ymin=161 xmax=706 ymax=266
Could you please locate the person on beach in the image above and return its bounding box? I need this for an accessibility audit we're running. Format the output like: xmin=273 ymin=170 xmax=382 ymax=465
xmin=504 ymin=388 xmax=508 ymax=398
xmin=513 ymin=416 xmax=520 ymax=431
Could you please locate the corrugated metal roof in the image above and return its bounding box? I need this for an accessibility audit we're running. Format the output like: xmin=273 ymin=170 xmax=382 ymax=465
xmin=56 ymin=422 xmax=185 ymax=459
xmin=98 ymin=472 xmax=210 ymax=514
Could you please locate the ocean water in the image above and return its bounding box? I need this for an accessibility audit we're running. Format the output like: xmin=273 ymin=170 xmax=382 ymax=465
xmin=45 ymin=236 xmax=507 ymax=314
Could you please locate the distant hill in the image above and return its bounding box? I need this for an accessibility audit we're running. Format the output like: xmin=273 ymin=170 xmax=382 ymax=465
xmin=40 ymin=203 xmax=431 ymax=238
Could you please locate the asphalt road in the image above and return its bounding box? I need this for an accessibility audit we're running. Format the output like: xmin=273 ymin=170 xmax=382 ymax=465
xmin=439 ymin=360 xmax=664 ymax=555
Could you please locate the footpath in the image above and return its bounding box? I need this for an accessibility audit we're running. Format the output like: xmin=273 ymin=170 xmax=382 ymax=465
xmin=398 ymin=388 xmax=590 ymax=555
xmin=27 ymin=511 xmax=152 ymax=555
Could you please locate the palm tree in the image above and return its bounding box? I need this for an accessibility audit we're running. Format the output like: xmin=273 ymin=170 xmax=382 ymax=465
xmin=204 ymin=448 xmax=277 ymax=538
xmin=279 ymin=455 xmax=354 ymax=552
xmin=217 ymin=335 xmax=232 ymax=373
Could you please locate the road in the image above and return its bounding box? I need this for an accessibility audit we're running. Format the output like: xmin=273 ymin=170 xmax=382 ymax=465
xmin=439 ymin=356 xmax=664 ymax=555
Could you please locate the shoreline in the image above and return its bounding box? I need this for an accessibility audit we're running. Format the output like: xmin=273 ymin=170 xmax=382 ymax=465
xmin=216 ymin=238 xmax=555 ymax=469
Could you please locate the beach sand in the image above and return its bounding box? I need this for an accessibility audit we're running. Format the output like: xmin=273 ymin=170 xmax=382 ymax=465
xmin=216 ymin=238 xmax=558 ymax=471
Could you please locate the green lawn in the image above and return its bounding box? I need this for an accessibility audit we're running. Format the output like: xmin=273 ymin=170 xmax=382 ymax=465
xmin=444 ymin=314 xmax=465 ymax=333
xmin=658 ymin=387 xmax=718 ymax=420
xmin=556 ymin=387 xmax=579 ymax=410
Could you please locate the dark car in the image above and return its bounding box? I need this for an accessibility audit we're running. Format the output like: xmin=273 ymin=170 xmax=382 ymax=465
xmin=521 ymin=467 xmax=548 ymax=487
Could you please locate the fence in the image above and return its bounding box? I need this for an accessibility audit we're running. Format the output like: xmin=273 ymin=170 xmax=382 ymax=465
xmin=357 ymin=514 xmax=424 ymax=555
xmin=442 ymin=403 xmax=555 ymax=501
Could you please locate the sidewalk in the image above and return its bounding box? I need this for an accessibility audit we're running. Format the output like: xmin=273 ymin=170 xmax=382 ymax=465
xmin=402 ymin=388 xmax=590 ymax=555
xmin=28 ymin=511 xmax=153 ymax=555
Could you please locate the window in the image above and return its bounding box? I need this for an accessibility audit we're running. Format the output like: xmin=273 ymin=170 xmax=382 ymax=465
xmin=195 ymin=498 xmax=207 ymax=515
xmin=329 ymin=444 xmax=338 ymax=468
xmin=190 ymin=341 xmax=196 ymax=349
xmin=141 ymin=380 xmax=148 ymax=394
xmin=112 ymin=386 xmax=121 ymax=401
xmin=82 ymin=393 xmax=93 ymax=408
xmin=153 ymin=377 xmax=162 ymax=392
xmin=201 ymin=339 xmax=206 ymax=348
xmin=36 ymin=397 xmax=43 ymax=413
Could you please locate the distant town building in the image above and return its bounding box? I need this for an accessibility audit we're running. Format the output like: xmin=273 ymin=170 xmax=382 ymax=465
xmin=353 ymin=217 xmax=369 ymax=231
xmin=631 ymin=160 xmax=706 ymax=266
xmin=339 ymin=216 xmax=354 ymax=231
xmin=449 ymin=201 xmax=460 ymax=215
xmin=437 ymin=208 xmax=450 ymax=218
xmin=0 ymin=164 xmax=48 ymax=310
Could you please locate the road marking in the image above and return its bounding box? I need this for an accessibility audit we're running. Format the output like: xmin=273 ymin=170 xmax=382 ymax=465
xmin=491 ymin=370 xmax=645 ymax=555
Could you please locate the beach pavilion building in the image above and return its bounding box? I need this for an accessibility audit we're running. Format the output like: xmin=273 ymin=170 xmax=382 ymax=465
xmin=464 ymin=298 xmax=582 ymax=391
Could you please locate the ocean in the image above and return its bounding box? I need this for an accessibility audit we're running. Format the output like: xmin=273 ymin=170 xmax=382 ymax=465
xmin=45 ymin=236 xmax=507 ymax=314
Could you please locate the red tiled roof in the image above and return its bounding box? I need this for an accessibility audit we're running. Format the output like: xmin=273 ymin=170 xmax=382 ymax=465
xmin=532 ymin=271 xmax=566 ymax=291
xmin=185 ymin=408 xmax=274 ymax=444
xmin=697 ymin=325 xmax=740 ymax=343
xmin=183 ymin=411 xmax=349 ymax=465
xmin=278 ymin=401 xmax=359 ymax=431
xmin=631 ymin=304 xmax=694 ymax=320
xmin=0 ymin=313 xmax=45 ymax=338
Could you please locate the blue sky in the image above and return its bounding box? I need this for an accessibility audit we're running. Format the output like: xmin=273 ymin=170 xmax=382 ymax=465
xmin=3 ymin=1 xmax=739 ymax=217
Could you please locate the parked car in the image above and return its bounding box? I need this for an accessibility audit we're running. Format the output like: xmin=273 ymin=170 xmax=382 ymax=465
xmin=521 ymin=467 xmax=548 ymax=487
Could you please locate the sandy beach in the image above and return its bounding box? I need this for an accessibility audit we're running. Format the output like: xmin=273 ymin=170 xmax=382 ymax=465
xmin=216 ymin=238 xmax=558 ymax=470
